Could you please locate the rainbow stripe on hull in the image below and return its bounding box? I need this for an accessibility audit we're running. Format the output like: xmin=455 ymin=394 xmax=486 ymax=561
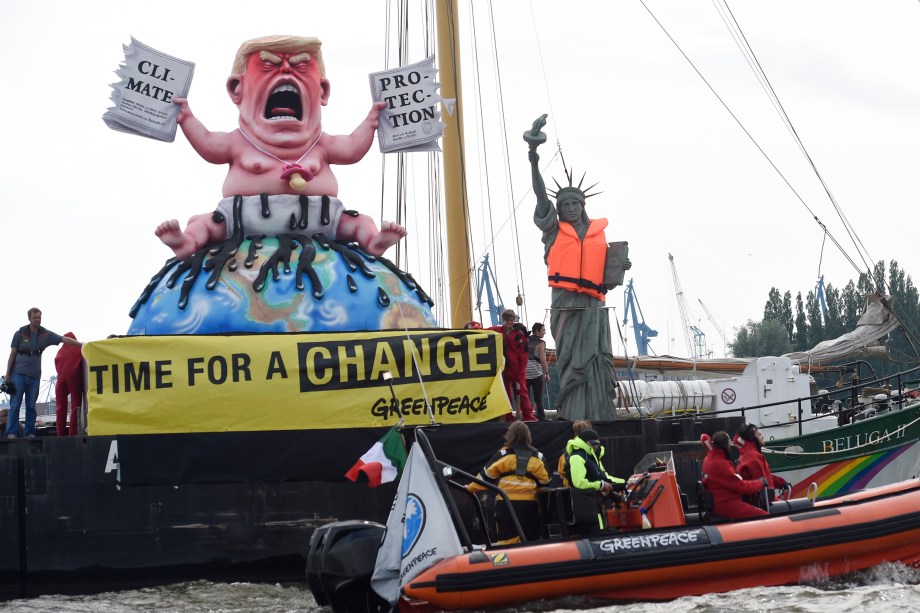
xmin=788 ymin=442 xmax=916 ymax=498
xmin=768 ymin=402 xmax=920 ymax=499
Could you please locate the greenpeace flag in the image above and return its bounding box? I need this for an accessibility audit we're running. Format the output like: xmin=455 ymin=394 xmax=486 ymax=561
xmin=371 ymin=442 xmax=464 ymax=605
xmin=345 ymin=427 xmax=408 ymax=487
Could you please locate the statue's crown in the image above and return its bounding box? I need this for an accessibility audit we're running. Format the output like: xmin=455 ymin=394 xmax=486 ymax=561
xmin=547 ymin=169 xmax=600 ymax=203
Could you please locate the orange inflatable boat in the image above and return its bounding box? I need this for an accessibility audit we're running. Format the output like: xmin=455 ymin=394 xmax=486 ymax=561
xmin=306 ymin=429 xmax=920 ymax=612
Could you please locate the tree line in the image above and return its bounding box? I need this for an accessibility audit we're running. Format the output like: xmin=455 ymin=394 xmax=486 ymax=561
xmin=730 ymin=260 xmax=920 ymax=375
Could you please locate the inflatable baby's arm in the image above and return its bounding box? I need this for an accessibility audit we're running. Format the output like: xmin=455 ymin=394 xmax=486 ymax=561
xmin=325 ymin=101 xmax=386 ymax=165
xmin=155 ymin=214 xmax=225 ymax=260
xmin=173 ymin=98 xmax=236 ymax=165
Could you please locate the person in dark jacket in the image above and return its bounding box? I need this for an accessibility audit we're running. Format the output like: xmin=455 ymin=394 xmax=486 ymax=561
xmin=5 ymin=308 xmax=82 ymax=439
xmin=467 ymin=421 xmax=551 ymax=544
xmin=734 ymin=424 xmax=789 ymax=506
xmin=565 ymin=429 xmax=625 ymax=533
xmin=525 ymin=323 xmax=550 ymax=420
xmin=701 ymin=431 xmax=769 ymax=520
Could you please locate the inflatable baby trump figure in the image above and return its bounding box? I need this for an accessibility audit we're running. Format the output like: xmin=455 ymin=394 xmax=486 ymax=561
xmin=155 ymin=35 xmax=407 ymax=260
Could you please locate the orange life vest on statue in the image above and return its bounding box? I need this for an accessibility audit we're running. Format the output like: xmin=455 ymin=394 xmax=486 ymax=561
xmin=546 ymin=218 xmax=608 ymax=301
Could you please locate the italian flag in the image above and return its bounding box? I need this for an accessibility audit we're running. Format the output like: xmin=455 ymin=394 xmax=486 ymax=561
xmin=345 ymin=427 xmax=408 ymax=487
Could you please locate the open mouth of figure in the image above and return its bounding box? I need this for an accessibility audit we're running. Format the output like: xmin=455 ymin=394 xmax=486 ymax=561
xmin=264 ymin=84 xmax=303 ymax=121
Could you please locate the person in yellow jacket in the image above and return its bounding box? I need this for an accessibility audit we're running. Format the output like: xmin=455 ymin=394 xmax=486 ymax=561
xmin=526 ymin=115 xmax=630 ymax=422
xmin=467 ymin=421 xmax=551 ymax=544
xmin=564 ymin=429 xmax=625 ymax=534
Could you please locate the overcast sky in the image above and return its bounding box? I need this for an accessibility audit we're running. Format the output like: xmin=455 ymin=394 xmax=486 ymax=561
xmin=1 ymin=1 xmax=918 ymax=385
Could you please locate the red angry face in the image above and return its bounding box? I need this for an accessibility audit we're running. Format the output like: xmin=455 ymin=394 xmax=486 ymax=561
xmin=232 ymin=49 xmax=330 ymax=150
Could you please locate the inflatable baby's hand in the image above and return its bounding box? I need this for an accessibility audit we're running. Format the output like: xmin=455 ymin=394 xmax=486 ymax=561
xmin=366 ymin=101 xmax=386 ymax=128
xmin=173 ymin=97 xmax=192 ymax=124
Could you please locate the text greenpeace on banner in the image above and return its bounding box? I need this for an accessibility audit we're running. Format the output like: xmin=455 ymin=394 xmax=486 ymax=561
xmin=83 ymin=330 xmax=510 ymax=435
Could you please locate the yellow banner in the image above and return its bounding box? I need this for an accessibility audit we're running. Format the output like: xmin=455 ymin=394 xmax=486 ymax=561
xmin=84 ymin=330 xmax=511 ymax=434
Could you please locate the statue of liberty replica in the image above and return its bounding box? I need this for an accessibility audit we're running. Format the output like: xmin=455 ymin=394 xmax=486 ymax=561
xmin=526 ymin=115 xmax=630 ymax=421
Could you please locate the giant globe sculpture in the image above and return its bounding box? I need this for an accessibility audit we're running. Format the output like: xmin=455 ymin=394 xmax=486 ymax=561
xmin=128 ymin=235 xmax=437 ymax=335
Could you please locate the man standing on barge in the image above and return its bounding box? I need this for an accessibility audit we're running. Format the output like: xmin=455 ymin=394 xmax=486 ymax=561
xmin=5 ymin=308 xmax=82 ymax=439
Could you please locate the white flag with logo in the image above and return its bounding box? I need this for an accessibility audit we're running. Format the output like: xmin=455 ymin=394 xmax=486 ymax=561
xmin=371 ymin=442 xmax=463 ymax=604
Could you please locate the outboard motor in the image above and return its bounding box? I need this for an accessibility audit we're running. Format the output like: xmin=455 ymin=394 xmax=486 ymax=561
xmin=306 ymin=520 xmax=388 ymax=613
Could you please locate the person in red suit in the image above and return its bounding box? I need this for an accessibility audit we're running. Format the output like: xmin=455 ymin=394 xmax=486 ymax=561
xmin=489 ymin=309 xmax=534 ymax=421
xmin=734 ymin=424 xmax=789 ymax=506
xmin=701 ymin=431 xmax=769 ymax=520
xmin=54 ymin=332 xmax=85 ymax=436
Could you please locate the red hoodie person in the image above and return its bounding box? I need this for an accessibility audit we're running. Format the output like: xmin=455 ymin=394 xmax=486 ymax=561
xmin=701 ymin=431 xmax=769 ymax=520
xmin=54 ymin=332 xmax=85 ymax=436
xmin=489 ymin=310 xmax=534 ymax=421
xmin=734 ymin=424 xmax=788 ymax=501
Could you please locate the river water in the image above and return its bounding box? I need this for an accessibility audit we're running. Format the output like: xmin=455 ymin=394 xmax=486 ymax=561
xmin=0 ymin=563 xmax=916 ymax=612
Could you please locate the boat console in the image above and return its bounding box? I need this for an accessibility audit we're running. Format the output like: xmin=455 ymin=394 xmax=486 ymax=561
xmin=607 ymin=452 xmax=688 ymax=530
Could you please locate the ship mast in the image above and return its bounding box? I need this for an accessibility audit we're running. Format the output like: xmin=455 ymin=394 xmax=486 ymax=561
xmin=436 ymin=0 xmax=473 ymax=327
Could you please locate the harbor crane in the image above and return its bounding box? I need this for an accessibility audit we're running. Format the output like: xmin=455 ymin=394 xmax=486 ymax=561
xmin=815 ymin=275 xmax=828 ymax=320
xmin=622 ymin=279 xmax=658 ymax=355
xmin=698 ymin=299 xmax=728 ymax=357
xmin=668 ymin=253 xmax=706 ymax=359
xmin=475 ymin=254 xmax=506 ymax=326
